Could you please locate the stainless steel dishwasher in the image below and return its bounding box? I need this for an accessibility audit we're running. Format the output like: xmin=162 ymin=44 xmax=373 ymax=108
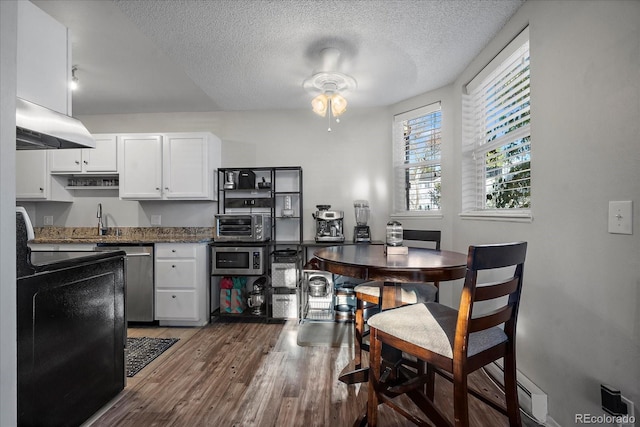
xmin=97 ymin=244 xmax=154 ymax=322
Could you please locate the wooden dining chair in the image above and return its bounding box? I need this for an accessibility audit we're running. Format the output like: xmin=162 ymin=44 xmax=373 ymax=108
xmin=353 ymin=230 xmax=441 ymax=369
xmin=366 ymin=241 xmax=528 ymax=427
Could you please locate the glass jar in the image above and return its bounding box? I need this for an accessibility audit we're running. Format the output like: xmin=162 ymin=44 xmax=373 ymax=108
xmin=386 ymin=220 xmax=403 ymax=246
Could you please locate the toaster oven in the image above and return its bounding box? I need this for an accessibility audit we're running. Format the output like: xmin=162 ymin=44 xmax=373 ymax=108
xmin=214 ymin=214 xmax=271 ymax=242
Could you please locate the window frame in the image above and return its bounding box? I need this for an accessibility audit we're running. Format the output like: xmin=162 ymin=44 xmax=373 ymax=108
xmin=461 ymin=27 xmax=532 ymax=222
xmin=392 ymin=102 xmax=443 ymax=217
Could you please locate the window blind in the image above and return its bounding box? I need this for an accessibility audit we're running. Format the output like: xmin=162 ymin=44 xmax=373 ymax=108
xmin=393 ymin=102 xmax=442 ymax=213
xmin=462 ymin=27 xmax=530 ymax=212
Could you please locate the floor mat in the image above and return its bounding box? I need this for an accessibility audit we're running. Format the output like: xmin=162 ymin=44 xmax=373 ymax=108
xmin=126 ymin=337 xmax=179 ymax=377
xmin=296 ymin=322 xmax=353 ymax=347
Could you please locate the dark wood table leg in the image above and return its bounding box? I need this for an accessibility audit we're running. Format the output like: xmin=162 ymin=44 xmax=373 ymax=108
xmin=340 ymin=282 xmax=404 ymax=385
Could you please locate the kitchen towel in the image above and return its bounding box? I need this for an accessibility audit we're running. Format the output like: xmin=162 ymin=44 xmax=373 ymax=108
xmin=221 ymin=289 xmax=246 ymax=313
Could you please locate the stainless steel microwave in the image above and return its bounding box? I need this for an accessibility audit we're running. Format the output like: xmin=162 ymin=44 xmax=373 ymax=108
xmin=214 ymin=214 xmax=271 ymax=242
xmin=211 ymin=246 xmax=265 ymax=275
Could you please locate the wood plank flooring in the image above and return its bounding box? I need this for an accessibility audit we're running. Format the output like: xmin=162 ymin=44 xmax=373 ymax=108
xmin=87 ymin=320 xmax=526 ymax=427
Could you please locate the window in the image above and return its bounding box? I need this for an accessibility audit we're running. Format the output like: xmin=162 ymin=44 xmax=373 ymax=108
xmin=392 ymin=102 xmax=442 ymax=214
xmin=462 ymin=27 xmax=531 ymax=217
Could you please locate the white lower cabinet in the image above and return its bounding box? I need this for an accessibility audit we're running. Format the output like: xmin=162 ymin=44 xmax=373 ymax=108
xmin=154 ymin=243 xmax=209 ymax=326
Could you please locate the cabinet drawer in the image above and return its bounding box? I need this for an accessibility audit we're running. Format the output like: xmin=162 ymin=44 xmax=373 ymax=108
xmin=155 ymin=245 xmax=197 ymax=258
xmin=155 ymin=290 xmax=198 ymax=320
xmin=155 ymin=259 xmax=196 ymax=288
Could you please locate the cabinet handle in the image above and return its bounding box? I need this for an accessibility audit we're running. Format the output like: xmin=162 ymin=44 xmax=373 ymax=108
xmin=155 ymin=187 xmax=160 ymax=190
xmin=172 ymin=249 xmax=176 ymax=253
xmin=172 ymin=265 xmax=176 ymax=268
xmin=75 ymin=160 xmax=80 ymax=165
xmin=165 ymin=187 xmax=169 ymax=190
xmin=83 ymin=160 xmax=88 ymax=165
xmin=172 ymin=295 xmax=176 ymax=299
xmin=39 ymin=187 xmax=43 ymax=191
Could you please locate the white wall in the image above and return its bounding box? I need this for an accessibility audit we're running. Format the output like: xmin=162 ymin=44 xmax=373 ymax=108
xmin=0 ymin=1 xmax=18 ymax=425
xmin=35 ymin=107 xmax=392 ymax=241
xmin=445 ymin=1 xmax=639 ymax=425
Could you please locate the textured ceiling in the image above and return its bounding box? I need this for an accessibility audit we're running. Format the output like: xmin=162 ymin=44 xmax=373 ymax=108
xmin=35 ymin=0 xmax=525 ymax=115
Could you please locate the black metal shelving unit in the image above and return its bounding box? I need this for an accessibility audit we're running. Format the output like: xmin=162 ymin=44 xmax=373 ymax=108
xmin=212 ymin=167 xmax=303 ymax=322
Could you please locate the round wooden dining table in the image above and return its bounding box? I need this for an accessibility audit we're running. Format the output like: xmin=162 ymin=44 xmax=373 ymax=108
xmin=312 ymin=244 xmax=468 ymax=384
xmin=313 ymin=244 xmax=468 ymax=310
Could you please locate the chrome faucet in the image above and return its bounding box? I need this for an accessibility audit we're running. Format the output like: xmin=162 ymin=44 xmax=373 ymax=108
xmin=97 ymin=203 xmax=107 ymax=235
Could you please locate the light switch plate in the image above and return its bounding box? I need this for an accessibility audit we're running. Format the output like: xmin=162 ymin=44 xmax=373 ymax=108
xmin=44 ymin=216 xmax=53 ymax=226
xmin=151 ymin=215 xmax=161 ymax=226
xmin=608 ymin=201 xmax=632 ymax=234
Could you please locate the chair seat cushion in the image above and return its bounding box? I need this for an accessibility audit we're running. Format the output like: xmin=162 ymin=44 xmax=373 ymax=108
xmin=367 ymin=302 xmax=507 ymax=358
xmin=354 ymin=282 xmax=438 ymax=304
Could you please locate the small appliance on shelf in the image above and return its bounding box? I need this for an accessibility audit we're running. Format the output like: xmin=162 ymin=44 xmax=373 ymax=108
xmin=223 ymin=171 xmax=236 ymax=189
xmin=385 ymin=220 xmax=407 ymax=255
xmin=312 ymin=205 xmax=344 ymax=242
xmin=353 ymin=200 xmax=371 ymax=243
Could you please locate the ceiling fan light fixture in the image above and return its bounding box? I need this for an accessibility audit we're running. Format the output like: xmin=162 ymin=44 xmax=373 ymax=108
xmin=330 ymin=93 xmax=347 ymax=117
xmin=303 ymin=48 xmax=356 ymax=129
xmin=311 ymin=93 xmax=329 ymax=117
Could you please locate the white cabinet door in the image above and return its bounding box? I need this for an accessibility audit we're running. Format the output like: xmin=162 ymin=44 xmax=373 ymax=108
xmin=49 ymin=149 xmax=83 ymax=173
xmin=16 ymin=1 xmax=70 ymax=114
xmin=163 ymin=133 xmax=212 ymax=200
xmin=16 ymin=151 xmax=48 ymax=199
xmin=50 ymin=135 xmax=118 ymax=174
xmin=16 ymin=151 xmax=72 ymax=201
xmin=83 ymin=134 xmax=118 ymax=173
xmin=118 ymin=135 xmax=163 ymax=199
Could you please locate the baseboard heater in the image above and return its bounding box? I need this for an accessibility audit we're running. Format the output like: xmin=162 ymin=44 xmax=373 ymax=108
xmin=483 ymin=360 xmax=548 ymax=424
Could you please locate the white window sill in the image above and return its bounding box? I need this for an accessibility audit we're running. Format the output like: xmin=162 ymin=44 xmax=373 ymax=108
xmin=459 ymin=211 xmax=532 ymax=223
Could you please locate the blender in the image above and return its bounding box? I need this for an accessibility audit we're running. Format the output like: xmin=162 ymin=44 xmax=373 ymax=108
xmin=353 ymin=200 xmax=371 ymax=243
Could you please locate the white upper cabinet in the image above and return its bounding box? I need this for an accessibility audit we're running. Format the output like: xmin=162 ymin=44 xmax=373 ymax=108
xmin=50 ymin=134 xmax=118 ymax=174
xmin=16 ymin=151 xmax=72 ymax=202
xmin=118 ymin=134 xmax=164 ymax=199
xmin=163 ymin=133 xmax=219 ymax=200
xmin=119 ymin=132 xmax=220 ymax=201
xmin=17 ymin=1 xmax=71 ymax=115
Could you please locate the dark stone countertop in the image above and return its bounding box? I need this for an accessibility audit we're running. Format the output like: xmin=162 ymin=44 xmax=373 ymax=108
xmin=31 ymin=226 xmax=214 ymax=245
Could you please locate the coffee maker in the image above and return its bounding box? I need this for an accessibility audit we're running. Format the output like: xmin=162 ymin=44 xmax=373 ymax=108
xmin=313 ymin=205 xmax=345 ymax=242
xmin=353 ymin=200 xmax=371 ymax=243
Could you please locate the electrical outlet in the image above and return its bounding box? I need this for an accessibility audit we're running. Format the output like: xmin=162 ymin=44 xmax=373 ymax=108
xmin=151 ymin=215 xmax=161 ymax=226
xmin=620 ymin=395 xmax=635 ymax=427
xmin=44 ymin=216 xmax=53 ymax=226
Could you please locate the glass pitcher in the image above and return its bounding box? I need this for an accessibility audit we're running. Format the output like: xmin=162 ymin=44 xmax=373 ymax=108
xmin=386 ymin=220 xmax=403 ymax=246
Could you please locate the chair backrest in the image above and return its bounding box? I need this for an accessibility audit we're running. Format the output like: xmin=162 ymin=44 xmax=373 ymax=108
xmin=402 ymin=229 xmax=441 ymax=250
xmin=456 ymin=242 xmax=527 ymax=364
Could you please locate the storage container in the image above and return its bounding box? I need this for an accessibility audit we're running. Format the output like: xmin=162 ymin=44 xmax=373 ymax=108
xmin=271 ymin=263 xmax=297 ymax=288
xmin=272 ymin=293 xmax=298 ymax=319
